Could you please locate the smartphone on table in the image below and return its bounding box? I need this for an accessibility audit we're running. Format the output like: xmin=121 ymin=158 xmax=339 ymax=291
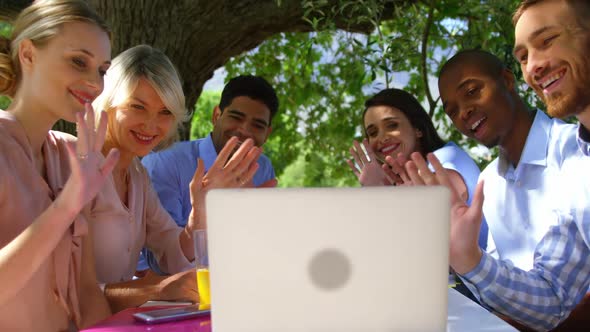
xmin=133 ymin=305 xmax=211 ymax=324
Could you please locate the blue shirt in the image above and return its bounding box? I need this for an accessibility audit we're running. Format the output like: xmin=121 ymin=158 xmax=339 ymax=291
xmin=569 ymin=125 xmax=590 ymax=246
xmin=460 ymin=121 xmax=590 ymax=331
xmin=137 ymin=134 xmax=276 ymax=271
xmin=434 ymin=141 xmax=489 ymax=250
xmin=479 ymin=110 xmax=578 ymax=270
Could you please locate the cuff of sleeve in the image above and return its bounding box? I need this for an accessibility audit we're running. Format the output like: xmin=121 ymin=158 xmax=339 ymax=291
xmin=461 ymin=250 xmax=500 ymax=288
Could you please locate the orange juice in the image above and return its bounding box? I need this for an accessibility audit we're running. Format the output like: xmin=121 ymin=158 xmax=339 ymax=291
xmin=196 ymin=268 xmax=211 ymax=308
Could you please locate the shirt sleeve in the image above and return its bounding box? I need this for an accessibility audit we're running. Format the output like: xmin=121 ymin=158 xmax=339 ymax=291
xmin=142 ymin=153 xmax=185 ymax=226
xmin=460 ymin=211 xmax=590 ymax=331
xmin=267 ymin=158 xmax=276 ymax=180
xmin=253 ymin=154 xmax=276 ymax=187
xmin=484 ymin=228 xmax=498 ymax=258
xmin=142 ymin=170 xmax=194 ymax=275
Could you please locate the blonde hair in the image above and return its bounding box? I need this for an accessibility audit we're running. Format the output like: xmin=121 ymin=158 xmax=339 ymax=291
xmin=93 ymin=44 xmax=187 ymax=151
xmin=0 ymin=0 xmax=109 ymax=97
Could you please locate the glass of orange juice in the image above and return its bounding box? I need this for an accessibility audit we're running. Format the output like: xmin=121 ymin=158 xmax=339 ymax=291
xmin=194 ymin=230 xmax=210 ymax=309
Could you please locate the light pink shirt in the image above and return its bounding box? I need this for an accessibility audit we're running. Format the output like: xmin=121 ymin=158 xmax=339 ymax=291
xmin=88 ymin=157 xmax=193 ymax=284
xmin=0 ymin=111 xmax=85 ymax=331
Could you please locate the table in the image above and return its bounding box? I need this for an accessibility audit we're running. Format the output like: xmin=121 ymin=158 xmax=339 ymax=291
xmin=82 ymin=305 xmax=211 ymax=332
xmin=83 ymin=288 xmax=517 ymax=332
xmin=447 ymin=288 xmax=517 ymax=331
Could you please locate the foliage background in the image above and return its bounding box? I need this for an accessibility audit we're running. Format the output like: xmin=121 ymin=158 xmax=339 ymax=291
xmin=0 ymin=22 xmax=11 ymax=110
xmin=2 ymin=0 xmax=551 ymax=188
xmin=195 ymin=0 xmax=544 ymax=187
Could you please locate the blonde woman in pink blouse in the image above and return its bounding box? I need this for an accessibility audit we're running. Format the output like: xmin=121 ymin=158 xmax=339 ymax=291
xmin=0 ymin=0 xmax=120 ymax=330
xmin=91 ymin=44 xmax=261 ymax=312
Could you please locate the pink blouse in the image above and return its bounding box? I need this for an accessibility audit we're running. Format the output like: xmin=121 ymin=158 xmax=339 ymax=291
xmin=0 ymin=111 xmax=86 ymax=331
xmin=88 ymin=157 xmax=193 ymax=284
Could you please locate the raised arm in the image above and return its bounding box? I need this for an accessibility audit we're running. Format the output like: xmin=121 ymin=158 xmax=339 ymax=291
xmin=182 ymin=137 xmax=261 ymax=246
xmin=404 ymin=152 xmax=590 ymax=331
xmin=0 ymin=104 xmax=119 ymax=305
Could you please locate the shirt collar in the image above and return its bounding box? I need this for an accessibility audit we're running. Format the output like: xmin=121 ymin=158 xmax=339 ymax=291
xmin=0 ymin=110 xmax=37 ymax=161
xmin=497 ymin=110 xmax=550 ymax=175
xmin=577 ymin=124 xmax=590 ymax=156
xmin=198 ymin=133 xmax=219 ymax=171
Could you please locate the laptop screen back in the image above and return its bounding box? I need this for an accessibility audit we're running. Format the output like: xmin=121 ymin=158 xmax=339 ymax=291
xmin=206 ymin=186 xmax=450 ymax=332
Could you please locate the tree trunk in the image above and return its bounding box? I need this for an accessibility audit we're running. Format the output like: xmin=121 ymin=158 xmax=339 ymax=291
xmin=0 ymin=0 xmax=30 ymax=21
xmin=1 ymin=0 xmax=410 ymax=138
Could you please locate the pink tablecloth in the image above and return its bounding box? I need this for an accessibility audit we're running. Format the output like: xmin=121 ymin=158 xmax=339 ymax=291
xmin=82 ymin=306 xmax=211 ymax=332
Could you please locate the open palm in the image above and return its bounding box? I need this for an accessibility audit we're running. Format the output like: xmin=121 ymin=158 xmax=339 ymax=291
xmin=187 ymin=137 xmax=261 ymax=230
xmin=58 ymin=103 xmax=119 ymax=216
xmin=404 ymin=152 xmax=485 ymax=274
xmin=347 ymin=139 xmax=391 ymax=186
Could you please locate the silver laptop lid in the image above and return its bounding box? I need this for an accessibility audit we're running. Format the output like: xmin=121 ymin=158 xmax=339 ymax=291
xmin=207 ymin=186 xmax=450 ymax=332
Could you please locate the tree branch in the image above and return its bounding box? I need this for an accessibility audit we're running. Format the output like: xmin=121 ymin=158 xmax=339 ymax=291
xmin=420 ymin=0 xmax=436 ymax=117
xmin=0 ymin=0 xmax=418 ymax=138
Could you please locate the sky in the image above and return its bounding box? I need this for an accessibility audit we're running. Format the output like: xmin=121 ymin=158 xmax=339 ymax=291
xmin=202 ymin=67 xmax=227 ymax=91
xmin=199 ymin=26 xmax=492 ymax=160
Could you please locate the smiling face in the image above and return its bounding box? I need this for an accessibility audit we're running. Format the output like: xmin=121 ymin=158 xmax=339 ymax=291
xmin=106 ymin=78 xmax=175 ymax=158
xmin=514 ymin=0 xmax=590 ymax=118
xmin=210 ymin=96 xmax=272 ymax=152
xmin=439 ymin=62 xmax=518 ymax=148
xmin=363 ymin=105 xmax=422 ymax=161
xmin=22 ymin=21 xmax=111 ymax=123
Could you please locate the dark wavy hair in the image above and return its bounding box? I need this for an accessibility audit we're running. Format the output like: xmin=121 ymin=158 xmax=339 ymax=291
xmin=363 ymin=88 xmax=446 ymax=156
xmin=219 ymin=75 xmax=279 ymax=124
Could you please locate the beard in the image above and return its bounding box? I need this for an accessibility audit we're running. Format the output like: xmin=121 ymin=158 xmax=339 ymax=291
xmin=544 ymin=83 xmax=590 ymax=119
xmin=545 ymin=34 xmax=590 ymax=119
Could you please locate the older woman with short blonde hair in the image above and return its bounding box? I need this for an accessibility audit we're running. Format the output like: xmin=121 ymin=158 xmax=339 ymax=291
xmin=90 ymin=44 xmax=262 ymax=312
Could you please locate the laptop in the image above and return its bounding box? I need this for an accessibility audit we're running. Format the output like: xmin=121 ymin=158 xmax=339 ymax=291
xmin=206 ymin=186 xmax=450 ymax=332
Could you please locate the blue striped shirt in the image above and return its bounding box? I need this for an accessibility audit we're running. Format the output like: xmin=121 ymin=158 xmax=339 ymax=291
xmin=460 ymin=123 xmax=590 ymax=331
